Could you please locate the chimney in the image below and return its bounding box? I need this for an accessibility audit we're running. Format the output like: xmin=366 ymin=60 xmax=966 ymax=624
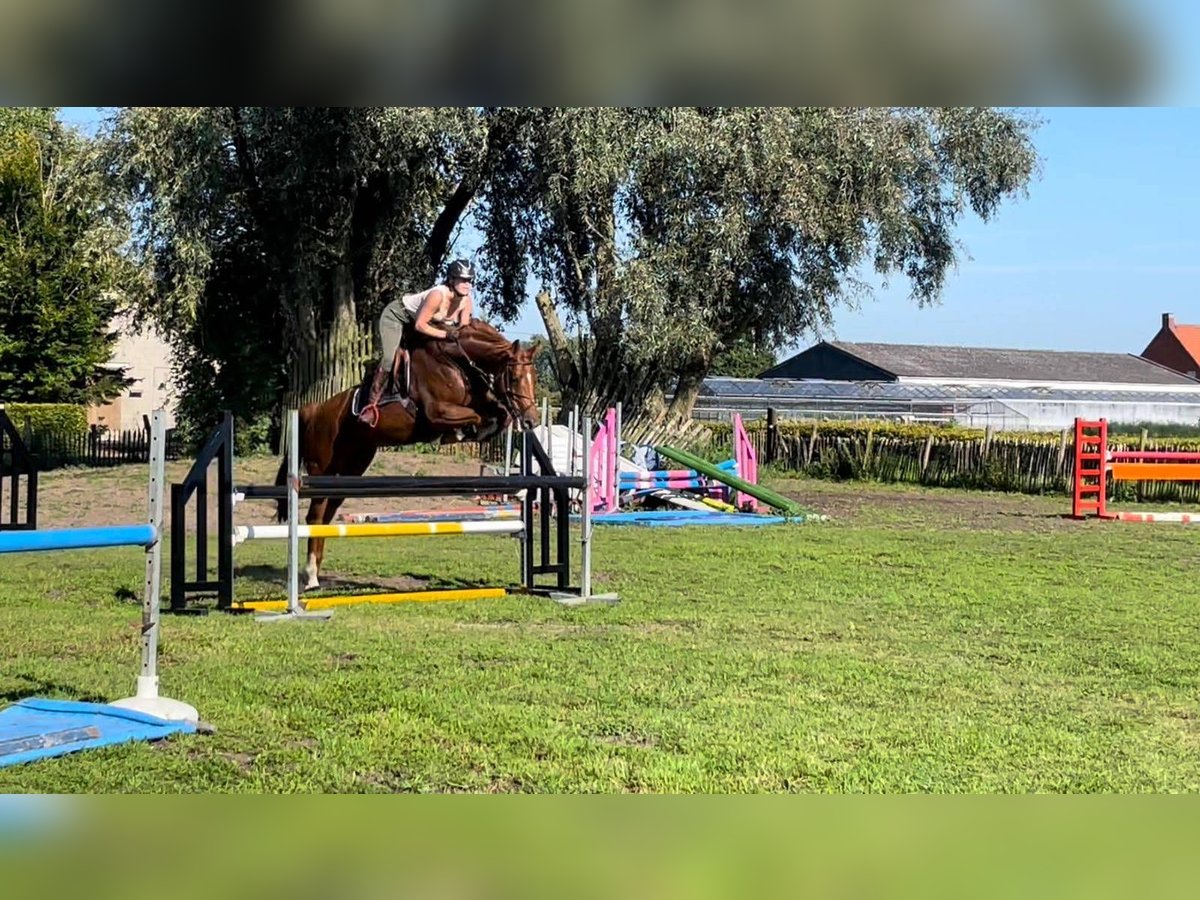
xmin=1164 ymin=312 xmax=1176 ymax=330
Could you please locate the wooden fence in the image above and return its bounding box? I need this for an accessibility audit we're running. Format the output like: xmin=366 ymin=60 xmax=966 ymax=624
xmin=281 ymin=323 xmax=377 ymax=417
xmin=7 ymin=421 xmax=186 ymax=470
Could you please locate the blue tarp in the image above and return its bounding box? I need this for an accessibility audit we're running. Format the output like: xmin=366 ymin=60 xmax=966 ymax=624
xmin=588 ymin=510 xmax=791 ymax=527
xmin=0 ymin=698 xmax=196 ymax=768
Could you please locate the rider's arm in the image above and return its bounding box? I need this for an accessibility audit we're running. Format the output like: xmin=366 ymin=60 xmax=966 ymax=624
xmin=414 ymin=288 xmax=452 ymax=339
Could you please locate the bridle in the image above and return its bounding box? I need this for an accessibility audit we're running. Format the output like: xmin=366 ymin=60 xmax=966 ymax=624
xmin=451 ymin=335 xmax=537 ymax=427
xmin=492 ymin=357 xmax=538 ymax=427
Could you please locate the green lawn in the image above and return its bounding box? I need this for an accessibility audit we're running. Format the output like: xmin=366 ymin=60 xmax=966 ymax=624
xmin=2 ymin=470 xmax=1200 ymax=792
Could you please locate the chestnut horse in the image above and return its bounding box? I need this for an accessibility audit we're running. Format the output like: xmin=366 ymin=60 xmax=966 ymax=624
xmin=275 ymin=319 xmax=541 ymax=589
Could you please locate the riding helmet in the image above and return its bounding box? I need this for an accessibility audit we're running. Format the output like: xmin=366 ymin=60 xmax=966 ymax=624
xmin=445 ymin=259 xmax=475 ymax=282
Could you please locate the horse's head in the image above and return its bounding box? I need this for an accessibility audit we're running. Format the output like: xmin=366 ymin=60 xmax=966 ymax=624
xmin=495 ymin=339 xmax=541 ymax=430
xmin=453 ymin=321 xmax=542 ymax=430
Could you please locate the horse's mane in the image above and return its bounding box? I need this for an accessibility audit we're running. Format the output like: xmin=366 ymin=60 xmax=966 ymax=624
xmin=454 ymin=319 xmax=520 ymax=367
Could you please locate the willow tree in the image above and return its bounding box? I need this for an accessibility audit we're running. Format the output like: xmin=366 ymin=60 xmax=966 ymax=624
xmin=101 ymin=106 xmax=496 ymax=443
xmin=480 ymin=107 xmax=1040 ymax=423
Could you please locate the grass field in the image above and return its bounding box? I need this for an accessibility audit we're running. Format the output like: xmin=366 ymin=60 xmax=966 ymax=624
xmin=3 ymin=456 xmax=1200 ymax=793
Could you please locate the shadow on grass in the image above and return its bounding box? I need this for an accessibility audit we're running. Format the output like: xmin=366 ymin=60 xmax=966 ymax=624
xmin=236 ymin=563 xmax=502 ymax=597
xmin=0 ymin=678 xmax=109 ymax=706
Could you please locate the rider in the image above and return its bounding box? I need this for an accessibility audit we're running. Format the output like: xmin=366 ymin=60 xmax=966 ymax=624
xmin=358 ymin=259 xmax=476 ymax=426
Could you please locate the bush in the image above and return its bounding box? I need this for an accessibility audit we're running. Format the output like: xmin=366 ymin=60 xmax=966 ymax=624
xmin=1 ymin=402 xmax=88 ymax=438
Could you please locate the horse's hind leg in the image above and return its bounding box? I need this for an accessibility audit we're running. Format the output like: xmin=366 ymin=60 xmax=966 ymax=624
xmin=303 ymin=498 xmax=328 ymax=591
xmin=304 ymin=439 xmax=378 ymax=590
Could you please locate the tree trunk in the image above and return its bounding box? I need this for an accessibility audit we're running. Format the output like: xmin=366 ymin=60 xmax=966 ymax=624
xmin=534 ymin=290 xmax=578 ymax=403
xmin=329 ymin=255 xmax=357 ymax=341
xmin=666 ymin=365 xmax=707 ymax=423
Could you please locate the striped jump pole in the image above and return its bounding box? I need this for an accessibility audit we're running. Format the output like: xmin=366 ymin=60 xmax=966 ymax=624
xmin=234 ymin=520 xmax=524 ymax=543
xmin=0 ymin=410 xmax=198 ymax=723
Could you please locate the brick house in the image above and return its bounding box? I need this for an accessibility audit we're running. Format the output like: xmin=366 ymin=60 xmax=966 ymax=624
xmin=1140 ymin=313 xmax=1200 ymax=380
xmin=88 ymin=308 xmax=179 ymax=431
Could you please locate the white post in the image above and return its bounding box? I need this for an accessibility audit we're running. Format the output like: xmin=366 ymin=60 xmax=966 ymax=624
xmin=544 ymin=397 xmax=553 ymax=471
xmin=287 ymin=407 xmax=299 ymax=614
xmin=613 ymin=402 xmax=622 ymax=510
xmin=572 ymin=404 xmax=580 ymax=476
xmin=258 ymin=409 xmax=331 ymax=622
xmin=503 ymin=421 xmax=514 ymax=478
xmin=111 ymin=410 xmax=199 ymax=722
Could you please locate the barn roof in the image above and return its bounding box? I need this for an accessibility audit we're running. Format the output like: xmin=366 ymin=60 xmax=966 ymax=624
xmin=761 ymin=341 xmax=1200 ymax=385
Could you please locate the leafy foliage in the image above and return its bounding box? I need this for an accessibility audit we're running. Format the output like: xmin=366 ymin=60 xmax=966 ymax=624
xmin=101 ymin=107 xmax=488 ymax=442
xmin=481 ymin=107 xmax=1041 ymax=421
xmin=709 ymin=335 xmax=777 ymax=378
xmin=99 ymin=107 xmax=1041 ymax=436
xmin=2 ymin=401 xmax=89 ymax=437
xmin=0 ymin=108 xmax=136 ymax=404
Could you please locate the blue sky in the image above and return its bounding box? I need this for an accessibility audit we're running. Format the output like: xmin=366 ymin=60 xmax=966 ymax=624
xmin=58 ymin=104 xmax=1200 ymax=360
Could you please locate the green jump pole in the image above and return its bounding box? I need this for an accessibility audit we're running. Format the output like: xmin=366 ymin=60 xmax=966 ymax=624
xmin=653 ymin=444 xmax=805 ymax=517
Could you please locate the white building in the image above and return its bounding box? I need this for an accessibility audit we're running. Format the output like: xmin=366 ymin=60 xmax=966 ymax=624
xmin=88 ymin=308 xmax=179 ymax=432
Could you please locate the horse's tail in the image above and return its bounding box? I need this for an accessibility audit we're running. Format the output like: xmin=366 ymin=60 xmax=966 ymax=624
xmin=274 ymin=403 xmax=311 ymax=522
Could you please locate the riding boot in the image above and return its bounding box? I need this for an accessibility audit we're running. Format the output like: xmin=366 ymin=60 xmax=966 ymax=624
xmin=392 ymin=348 xmax=417 ymax=416
xmin=358 ymin=365 xmax=391 ymax=427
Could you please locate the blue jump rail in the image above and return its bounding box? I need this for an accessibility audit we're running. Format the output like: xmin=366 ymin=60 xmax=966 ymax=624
xmin=0 ymin=524 xmax=157 ymax=554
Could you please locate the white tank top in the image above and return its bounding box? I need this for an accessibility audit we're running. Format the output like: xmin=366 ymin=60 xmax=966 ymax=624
xmin=401 ymin=284 xmax=444 ymax=317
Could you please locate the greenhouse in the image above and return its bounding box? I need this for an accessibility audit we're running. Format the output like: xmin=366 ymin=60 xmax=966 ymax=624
xmin=692 ymin=377 xmax=1200 ymax=431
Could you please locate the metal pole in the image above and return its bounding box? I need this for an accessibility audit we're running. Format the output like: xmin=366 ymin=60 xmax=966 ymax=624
xmin=567 ymin=408 xmax=576 ymax=478
xmin=112 ymin=409 xmax=199 ymax=722
xmin=613 ymin=402 xmax=622 ymax=510
xmin=258 ymin=409 xmax=331 ymax=622
xmin=544 ymin=397 xmax=553 ymax=471
xmin=503 ymin=422 xmax=514 ymax=478
xmin=287 ymin=408 xmax=299 ymax=614
xmin=572 ymin=404 xmax=580 ymax=477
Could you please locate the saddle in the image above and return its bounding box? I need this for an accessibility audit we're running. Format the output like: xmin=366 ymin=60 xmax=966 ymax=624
xmin=351 ymin=336 xmax=497 ymax=420
xmin=351 ymin=347 xmax=412 ymax=419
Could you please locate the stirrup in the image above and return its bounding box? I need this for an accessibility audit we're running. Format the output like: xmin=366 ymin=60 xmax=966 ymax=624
xmin=359 ymin=403 xmax=380 ymax=428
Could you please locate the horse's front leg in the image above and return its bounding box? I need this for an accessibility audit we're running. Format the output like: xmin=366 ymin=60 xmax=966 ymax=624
xmin=424 ymin=401 xmax=484 ymax=443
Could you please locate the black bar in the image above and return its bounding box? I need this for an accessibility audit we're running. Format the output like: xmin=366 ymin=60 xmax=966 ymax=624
xmin=521 ymin=434 xmax=535 ymax=589
xmin=27 ymin=468 xmax=36 ymax=530
xmin=304 ymin=474 xmax=585 ymax=492
xmin=236 ymin=475 xmax=583 ymax=500
xmin=555 ymin=486 xmax=570 ymax=588
xmin=170 ymin=483 xmax=185 ymax=611
xmin=181 ymin=580 xmax=223 ymax=592
xmin=539 ymin=480 xmax=551 ymax=578
xmin=0 ymin=408 xmax=36 ymax=531
xmin=195 ymin=479 xmax=207 ymax=584
xmin=169 ymin=411 xmax=235 ymax=613
xmin=217 ymin=412 xmax=234 ymax=610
